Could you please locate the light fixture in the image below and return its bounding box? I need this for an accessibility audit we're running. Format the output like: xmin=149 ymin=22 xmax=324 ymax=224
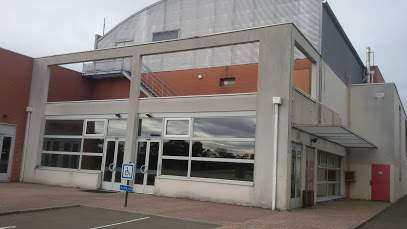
xmin=115 ymin=113 xmax=122 ymax=118
xmin=146 ymin=113 xmax=153 ymax=118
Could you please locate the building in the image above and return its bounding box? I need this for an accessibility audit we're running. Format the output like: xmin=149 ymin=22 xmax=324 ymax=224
xmin=3 ymin=0 xmax=407 ymax=210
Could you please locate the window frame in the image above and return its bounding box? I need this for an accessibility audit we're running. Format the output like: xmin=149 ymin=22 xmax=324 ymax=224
xmin=152 ymin=29 xmax=180 ymax=42
xmin=219 ymin=77 xmax=236 ymax=87
xmin=40 ymin=119 xmax=109 ymax=171
xmin=316 ymin=151 xmax=342 ymax=200
xmin=159 ymin=115 xmax=256 ymax=184
xmin=84 ymin=119 xmax=107 ymax=137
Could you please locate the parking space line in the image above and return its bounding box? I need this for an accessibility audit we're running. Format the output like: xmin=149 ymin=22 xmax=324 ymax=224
xmin=89 ymin=217 xmax=151 ymax=229
xmin=0 ymin=226 xmax=17 ymax=229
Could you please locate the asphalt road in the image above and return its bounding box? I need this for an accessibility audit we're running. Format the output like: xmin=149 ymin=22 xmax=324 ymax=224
xmin=0 ymin=206 xmax=218 ymax=229
xmin=358 ymin=196 xmax=407 ymax=229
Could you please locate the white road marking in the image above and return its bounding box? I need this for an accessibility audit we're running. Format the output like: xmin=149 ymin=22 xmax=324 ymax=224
xmin=0 ymin=226 xmax=17 ymax=229
xmin=89 ymin=217 xmax=151 ymax=229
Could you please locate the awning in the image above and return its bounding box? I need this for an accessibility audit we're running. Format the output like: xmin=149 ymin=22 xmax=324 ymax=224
xmin=294 ymin=125 xmax=376 ymax=148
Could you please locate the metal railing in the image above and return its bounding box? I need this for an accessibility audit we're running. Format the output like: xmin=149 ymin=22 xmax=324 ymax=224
xmin=83 ymin=59 xmax=179 ymax=97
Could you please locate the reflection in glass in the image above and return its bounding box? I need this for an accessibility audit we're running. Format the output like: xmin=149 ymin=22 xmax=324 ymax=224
xmin=192 ymin=141 xmax=255 ymax=159
xmin=138 ymin=118 xmax=163 ymax=137
xmin=45 ymin=120 xmax=83 ymax=136
xmin=317 ymin=184 xmax=327 ymax=197
xmin=147 ymin=142 xmax=159 ymax=185
xmin=0 ymin=137 xmax=12 ymax=173
xmin=114 ymin=141 xmax=125 ymax=182
xmin=193 ymin=117 xmax=256 ymax=138
xmin=190 ymin=161 xmax=253 ymax=181
xmin=163 ymin=140 xmax=189 ymax=157
xmin=43 ymin=138 xmax=81 ymax=152
xmin=165 ymin=120 xmax=189 ymax=136
xmin=108 ymin=120 xmax=127 ymax=136
xmin=41 ymin=153 xmax=79 ymax=169
xmin=103 ymin=141 xmax=115 ymax=182
xmin=135 ymin=142 xmax=147 ymax=184
xmin=81 ymin=156 xmax=102 ymax=170
xmin=83 ymin=139 xmax=104 ymax=154
xmin=86 ymin=121 xmax=105 ymax=135
xmin=161 ymin=159 xmax=188 ymax=176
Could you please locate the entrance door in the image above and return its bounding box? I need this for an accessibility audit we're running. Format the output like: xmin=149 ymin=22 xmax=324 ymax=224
xmin=371 ymin=164 xmax=390 ymax=202
xmin=101 ymin=139 xmax=125 ymax=191
xmin=134 ymin=140 xmax=160 ymax=194
xmin=0 ymin=136 xmax=15 ymax=182
xmin=290 ymin=143 xmax=303 ymax=208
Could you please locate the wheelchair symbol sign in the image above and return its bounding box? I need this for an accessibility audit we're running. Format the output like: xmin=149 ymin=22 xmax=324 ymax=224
xmin=121 ymin=164 xmax=134 ymax=180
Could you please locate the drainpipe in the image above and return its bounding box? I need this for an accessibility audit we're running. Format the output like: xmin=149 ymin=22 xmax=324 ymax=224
xmin=20 ymin=106 xmax=33 ymax=183
xmin=272 ymin=97 xmax=282 ymax=210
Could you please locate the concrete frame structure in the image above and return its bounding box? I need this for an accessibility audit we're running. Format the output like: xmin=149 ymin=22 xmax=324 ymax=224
xmin=22 ymin=24 xmax=323 ymax=210
xmin=20 ymin=22 xmax=407 ymax=210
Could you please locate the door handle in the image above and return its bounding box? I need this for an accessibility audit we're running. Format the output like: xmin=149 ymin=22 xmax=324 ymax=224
xmin=108 ymin=163 xmax=114 ymax=172
xmin=140 ymin=165 xmax=148 ymax=174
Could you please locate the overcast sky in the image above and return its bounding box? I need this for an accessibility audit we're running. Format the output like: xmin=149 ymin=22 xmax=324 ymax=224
xmin=1 ymin=0 xmax=406 ymax=102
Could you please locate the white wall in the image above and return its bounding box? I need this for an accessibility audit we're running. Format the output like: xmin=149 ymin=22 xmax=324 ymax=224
xmin=321 ymin=61 xmax=349 ymax=127
xmin=34 ymin=168 xmax=101 ymax=189
xmin=155 ymin=178 xmax=255 ymax=206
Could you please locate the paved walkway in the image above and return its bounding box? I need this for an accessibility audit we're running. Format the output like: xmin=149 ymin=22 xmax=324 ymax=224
xmin=0 ymin=183 xmax=390 ymax=229
xmin=358 ymin=196 xmax=407 ymax=229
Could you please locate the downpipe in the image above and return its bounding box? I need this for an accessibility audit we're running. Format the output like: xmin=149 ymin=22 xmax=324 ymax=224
xmin=272 ymin=97 xmax=282 ymax=210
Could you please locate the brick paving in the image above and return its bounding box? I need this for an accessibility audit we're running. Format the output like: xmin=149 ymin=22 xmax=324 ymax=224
xmin=0 ymin=183 xmax=390 ymax=228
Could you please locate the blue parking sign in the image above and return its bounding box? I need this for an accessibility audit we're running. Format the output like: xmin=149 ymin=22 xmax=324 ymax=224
xmin=121 ymin=163 xmax=134 ymax=180
xmin=120 ymin=185 xmax=134 ymax=192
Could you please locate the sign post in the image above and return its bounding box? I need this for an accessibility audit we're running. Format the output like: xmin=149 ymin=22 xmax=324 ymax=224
xmin=120 ymin=163 xmax=135 ymax=208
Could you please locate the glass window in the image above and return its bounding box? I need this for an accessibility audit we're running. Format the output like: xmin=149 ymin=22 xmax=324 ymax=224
xmin=191 ymin=161 xmax=253 ymax=182
xmin=317 ymin=168 xmax=327 ymax=182
xmin=317 ymin=184 xmax=327 ymax=197
xmin=107 ymin=120 xmax=127 ymax=136
xmin=43 ymin=138 xmax=81 ymax=152
xmin=163 ymin=140 xmax=189 ymax=157
xmin=152 ymin=30 xmax=179 ymax=42
xmin=138 ymin=118 xmax=163 ymax=137
xmin=193 ymin=117 xmax=256 ymax=138
xmin=86 ymin=120 xmax=105 ymax=135
xmin=220 ymin=77 xmax=236 ymax=87
xmin=45 ymin=120 xmax=83 ymax=136
xmin=165 ymin=119 xmax=190 ymax=136
xmin=81 ymin=156 xmax=102 ymax=170
xmin=192 ymin=141 xmax=255 ymax=160
xmin=317 ymin=151 xmax=342 ymax=199
xmin=161 ymin=159 xmax=188 ymax=176
xmin=293 ymin=46 xmax=314 ymax=97
xmin=41 ymin=153 xmax=79 ymax=169
xmin=83 ymin=139 xmax=104 ymax=154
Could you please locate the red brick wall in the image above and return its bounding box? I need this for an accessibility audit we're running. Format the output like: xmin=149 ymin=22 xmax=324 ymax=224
xmin=48 ymin=69 xmax=130 ymax=102
xmin=0 ymin=48 xmax=33 ymax=181
xmin=142 ymin=61 xmax=311 ymax=97
xmin=142 ymin=64 xmax=258 ymax=96
xmin=293 ymin=59 xmax=312 ymax=96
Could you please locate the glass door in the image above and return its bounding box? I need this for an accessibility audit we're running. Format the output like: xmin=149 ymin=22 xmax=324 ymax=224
xmin=134 ymin=140 xmax=160 ymax=194
xmin=290 ymin=143 xmax=303 ymax=208
xmin=101 ymin=139 xmax=125 ymax=191
xmin=0 ymin=136 xmax=14 ymax=182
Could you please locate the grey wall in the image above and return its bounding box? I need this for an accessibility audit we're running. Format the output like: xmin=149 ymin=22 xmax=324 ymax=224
xmin=321 ymin=3 xmax=365 ymax=84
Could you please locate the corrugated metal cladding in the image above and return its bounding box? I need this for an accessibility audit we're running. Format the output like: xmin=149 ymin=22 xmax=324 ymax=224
xmin=321 ymin=4 xmax=365 ymax=84
xmin=96 ymin=0 xmax=323 ymax=73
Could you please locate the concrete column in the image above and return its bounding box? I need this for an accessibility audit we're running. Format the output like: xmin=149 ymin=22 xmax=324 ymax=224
xmin=254 ymin=26 xmax=293 ymax=209
xmin=124 ymin=55 xmax=141 ymax=168
xmin=22 ymin=60 xmax=50 ymax=182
